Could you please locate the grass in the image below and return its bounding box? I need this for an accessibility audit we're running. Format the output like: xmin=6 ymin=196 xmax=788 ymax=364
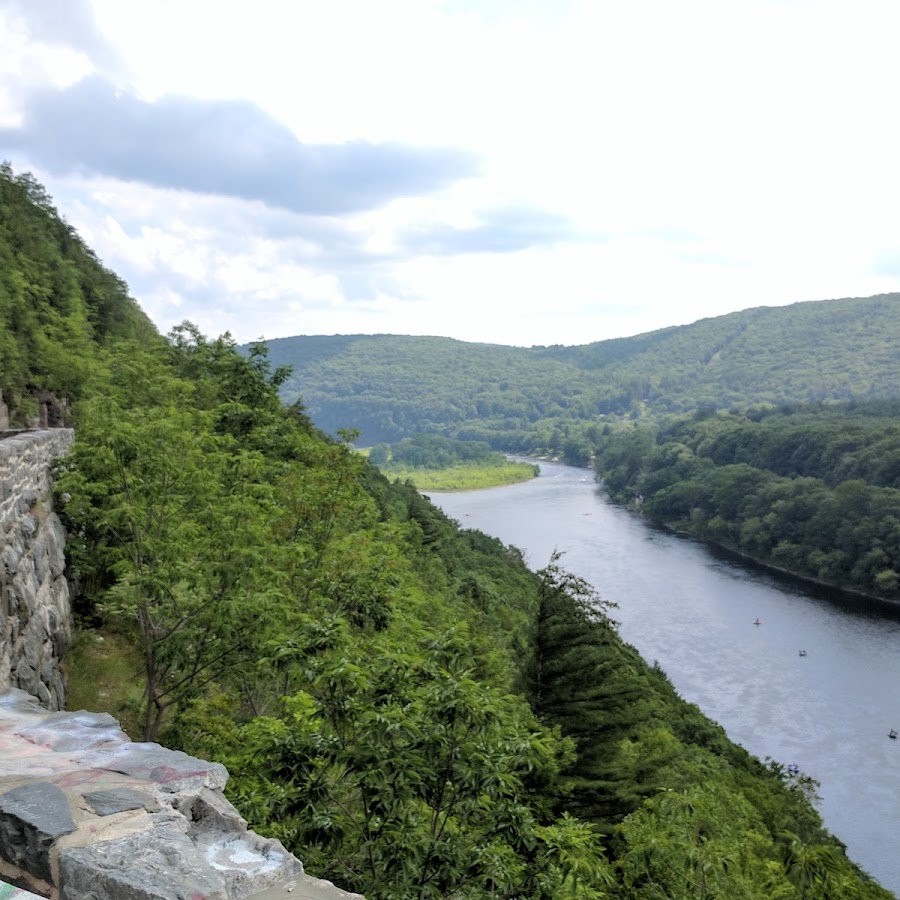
xmin=62 ymin=625 xmax=145 ymax=739
xmin=382 ymin=460 xmax=539 ymax=491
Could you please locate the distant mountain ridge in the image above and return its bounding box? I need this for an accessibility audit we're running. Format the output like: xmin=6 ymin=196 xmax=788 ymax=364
xmin=263 ymin=294 xmax=900 ymax=449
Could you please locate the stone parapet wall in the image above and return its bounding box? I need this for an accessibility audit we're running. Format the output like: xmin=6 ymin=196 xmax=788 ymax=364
xmin=0 ymin=689 xmax=362 ymax=900
xmin=0 ymin=430 xmax=74 ymax=710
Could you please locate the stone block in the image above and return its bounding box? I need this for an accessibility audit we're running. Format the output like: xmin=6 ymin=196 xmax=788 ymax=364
xmin=30 ymin=536 xmax=46 ymax=588
xmin=39 ymin=654 xmax=53 ymax=689
xmin=11 ymin=575 xmax=35 ymax=617
xmin=45 ymin=518 xmax=65 ymax=578
xmin=197 ymin=830 xmax=304 ymax=899
xmin=34 ymin=682 xmax=51 ymax=710
xmin=0 ymin=782 xmax=77 ymax=882
xmin=17 ymin=710 xmax=129 ymax=752
xmin=49 ymin=604 xmax=70 ymax=658
xmin=1 ymin=544 xmax=18 ymax=577
xmin=83 ymin=788 xmax=160 ymax=817
xmin=13 ymin=664 xmax=39 ymax=700
xmin=52 ymin=672 xmax=66 ymax=711
xmin=0 ymin=877 xmax=44 ymax=899
xmin=0 ymin=689 xmax=43 ymax=716
xmin=177 ymin=787 xmax=246 ymax=835
xmin=3 ymin=587 xmax=17 ymax=619
xmin=87 ymin=743 xmax=229 ymax=793
xmin=16 ymin=514 xmax=35 ymax=537
xmin=58 ymin=826 xmax=228 ymax=900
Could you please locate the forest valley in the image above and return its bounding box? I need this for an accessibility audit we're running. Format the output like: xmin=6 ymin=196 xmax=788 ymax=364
xmin=1 ymin=163 xmax=895 ymax=898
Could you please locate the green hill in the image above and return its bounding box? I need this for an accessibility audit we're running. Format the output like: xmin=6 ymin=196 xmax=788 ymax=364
xmin=265 ymin=295 xmax=900 ymax=456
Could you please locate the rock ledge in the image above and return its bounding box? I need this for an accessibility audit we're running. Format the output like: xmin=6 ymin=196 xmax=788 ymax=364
xmin=0 ymin=689 xmax=363 ymax=900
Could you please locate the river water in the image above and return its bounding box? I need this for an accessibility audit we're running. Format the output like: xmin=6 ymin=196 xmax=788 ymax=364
xmin=428 ymin=460 xmax=900 ymax=895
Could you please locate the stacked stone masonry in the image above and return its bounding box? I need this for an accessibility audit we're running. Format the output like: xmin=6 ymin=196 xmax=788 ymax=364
xmin=0 ymin=431 xmax=74 ymax=712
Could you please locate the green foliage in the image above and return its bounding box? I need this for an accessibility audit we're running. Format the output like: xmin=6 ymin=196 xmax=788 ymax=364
xmin=528 ymin=554 xmax=658 ymax=829
xmin=56 ymin=340 xmax=288 ymax=739
xmin=0 ymin=162 xmax=156 ymax=422
xmin=62 ymin=628 xmax=144 ymax=738
xmin=523 ymin=555 xmax=888 ymax=898
xmin=385 ymin=461 xmax=538 ymax=492
xmin=592 ymin=405 xmax=900 ymax=600
xmin=202 ymin=624 xmax=614 ymax=899
xmin=378 ymin=434 xmax=508 ymax=469
xmin=618 ymin=782 xmax=888 ymax=899
xmin=263 ymin=333 xmax=606 ymax=458
xmin=368 ymin=434 xmax=539 ymax=491
xmin=262 ymin=295 xmax=900 ymax=458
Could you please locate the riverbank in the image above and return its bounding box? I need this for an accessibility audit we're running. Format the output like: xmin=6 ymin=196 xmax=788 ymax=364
xmin=688 ymin=531 xmax=899 ymax=610
xmin=623 ymin=502 xmax=900 ymax=610
xmin=381 ymin=459 xmax=539 ymax=491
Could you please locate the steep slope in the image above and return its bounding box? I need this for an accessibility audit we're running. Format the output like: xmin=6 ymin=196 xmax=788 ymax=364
xmin=0 ymin=163 xmax=158 ymax=424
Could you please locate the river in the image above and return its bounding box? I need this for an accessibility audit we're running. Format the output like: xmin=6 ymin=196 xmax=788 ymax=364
xmin=427 ymin=460 xmax=900 ymax=895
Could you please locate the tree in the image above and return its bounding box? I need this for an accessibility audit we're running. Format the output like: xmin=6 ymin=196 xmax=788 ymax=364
xmin=58 ymin=398 xmax=277 ymax=740
xmin=618 ymin=783 xmax=787 ymax=899
xmin=218 ymin=624 xmax=614 ymax=899
xmin=527 ymin=554 xmax=662 ymax=829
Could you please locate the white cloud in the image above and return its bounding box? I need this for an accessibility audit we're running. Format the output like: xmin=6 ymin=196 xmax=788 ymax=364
xmin=2 ymin=0 xmax=899 ymax=347
xmin=0 ymin=6 xmax=94 ymax=126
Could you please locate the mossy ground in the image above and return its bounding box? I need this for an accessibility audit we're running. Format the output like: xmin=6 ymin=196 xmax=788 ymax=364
xmin=62 ymin=626 xmax=144 ymax=739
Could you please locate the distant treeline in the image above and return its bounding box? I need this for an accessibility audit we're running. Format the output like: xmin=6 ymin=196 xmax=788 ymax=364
xmin=369 ymin=433 xmax=512 ymax=468
xmin=593 ymin=401 xmax=900 ymax=601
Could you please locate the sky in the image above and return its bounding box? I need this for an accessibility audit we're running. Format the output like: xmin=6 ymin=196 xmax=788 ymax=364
xmin=1 ymin=0 xmax=899 ymax=348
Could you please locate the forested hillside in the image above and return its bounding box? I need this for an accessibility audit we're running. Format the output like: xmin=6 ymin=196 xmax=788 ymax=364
xmin=266 ymin=333 xmax=590 ymax=451
xmin=2 ymin=168 xmax=892 ymax=898
xmin=265 ymin=295 xmax=900 ymax=458
xmin=592 ymin=401 xmax=900 ymax=602
xmin=0 ymin=163 xmax=157 ymax=424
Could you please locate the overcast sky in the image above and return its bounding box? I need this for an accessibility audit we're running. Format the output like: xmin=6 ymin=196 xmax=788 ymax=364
xmin=2 ymin=0 xmax=899 ymax=347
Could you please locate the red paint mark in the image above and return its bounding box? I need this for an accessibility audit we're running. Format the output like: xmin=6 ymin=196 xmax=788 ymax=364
xmin=53 ymin=768 xmax=113 ymax=787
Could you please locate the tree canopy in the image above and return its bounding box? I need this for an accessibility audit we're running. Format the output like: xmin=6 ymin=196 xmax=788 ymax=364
xmin=591 ymin=404 xmax=900 ymax=601
xmin=0 ymin=162 xmax=157 ymax=423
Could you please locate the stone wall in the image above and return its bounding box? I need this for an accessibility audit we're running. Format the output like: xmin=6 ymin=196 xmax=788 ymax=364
xmin=0 ymin=430 xmax=74 ymax=711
